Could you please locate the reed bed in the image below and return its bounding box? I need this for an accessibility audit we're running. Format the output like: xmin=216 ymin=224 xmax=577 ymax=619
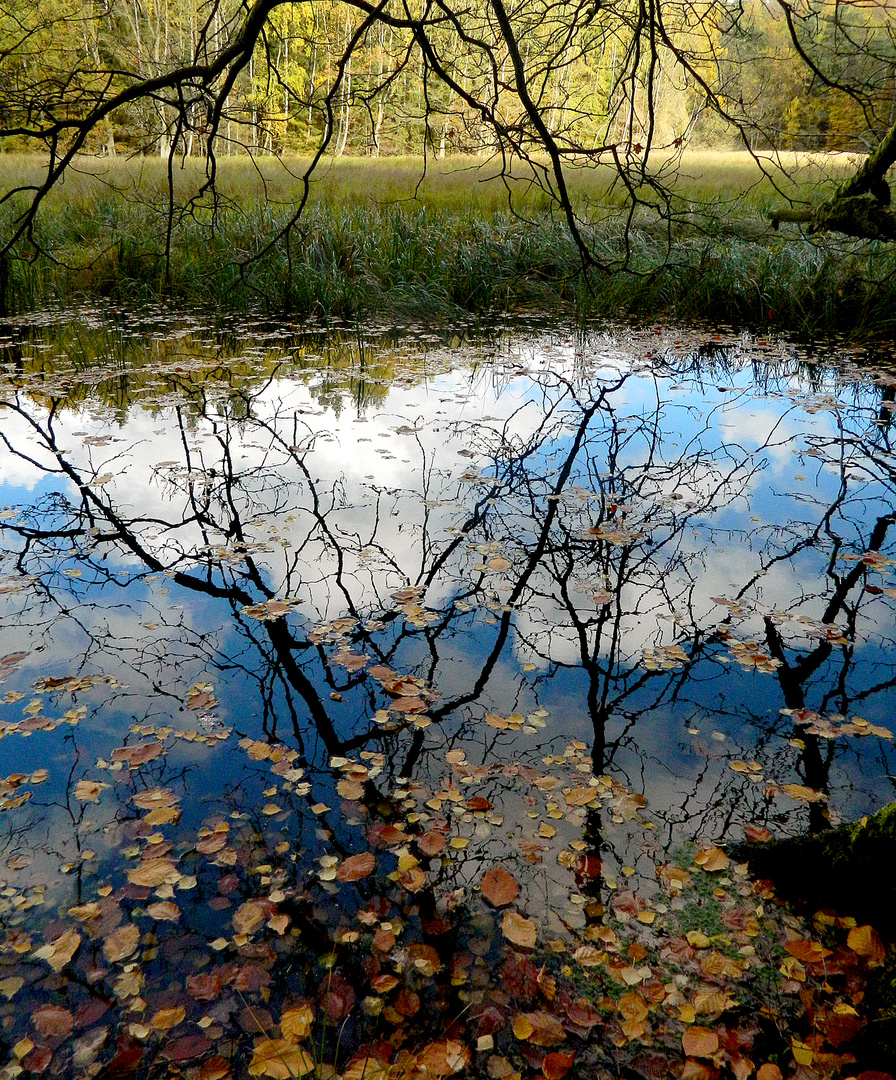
xmin=1 ymin=151 xmax=892 ymax=337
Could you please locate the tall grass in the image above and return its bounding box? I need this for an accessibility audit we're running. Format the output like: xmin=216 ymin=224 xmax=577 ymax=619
xmin=0 ymin=151 xmax=892 ymax=337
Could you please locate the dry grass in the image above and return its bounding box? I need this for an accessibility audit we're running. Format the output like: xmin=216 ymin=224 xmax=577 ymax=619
xmin=0 ymin=148 xmax=857 ymax=217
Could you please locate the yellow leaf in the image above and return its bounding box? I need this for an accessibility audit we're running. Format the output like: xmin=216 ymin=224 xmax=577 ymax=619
xmin=248 ymin=1039 xmax=314 ymax=1079
xmin=151 ymin=1006 xmax=186 ymax=1031
xmin=280 ymin=1005 xmax=313 ymax=1042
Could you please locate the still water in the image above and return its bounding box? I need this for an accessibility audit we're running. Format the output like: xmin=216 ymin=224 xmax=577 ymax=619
xmin=0 ymin=308 xmax=894 ymax=1076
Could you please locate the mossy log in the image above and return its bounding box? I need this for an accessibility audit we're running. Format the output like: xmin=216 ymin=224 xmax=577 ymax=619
xmin=770 ymin=120 xmax=896 ymax=241
xmin=738 ymin=801 xmax=896 ymax=931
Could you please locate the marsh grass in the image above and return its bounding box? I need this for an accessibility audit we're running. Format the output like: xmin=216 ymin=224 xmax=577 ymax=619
xmin=0 ymin=151 xmax=892 ymax=336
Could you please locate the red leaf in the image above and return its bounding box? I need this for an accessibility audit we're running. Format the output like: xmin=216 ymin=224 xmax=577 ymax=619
xmin=744 ymin=823 xmax=773 ymax=843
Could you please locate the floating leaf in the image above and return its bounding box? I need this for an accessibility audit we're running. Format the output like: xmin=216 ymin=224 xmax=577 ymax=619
xmin=103 ymin=923 xmax=140 ymax=963
xmin=33 ymin=1005 xmax=73 ymax=1038
xmin=337 ymin=852 xmax=375 ymax=882
xmin=280 ymin=1004 xmax=314 ymax=1042
xmin=481 ymin=866 xmax=520 ymax=907
xmin=694 ymin=846 xmax=729 ymax=872
xmin=502 ymin=911 xmax=537 ymax=949
xmin=33 ymin=929 xmax=81 ymax=972
xmin=248 ymin=1039 xmax=314 ymax=1078
xmin=73 ymin=779 xmax=109 ymax=802
xmin=151 ymin=1006 xmax=186 ymax=1031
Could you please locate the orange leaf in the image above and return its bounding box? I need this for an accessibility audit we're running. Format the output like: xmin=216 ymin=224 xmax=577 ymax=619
xmin=756 ymin=1066 xmax=783 ymax=1080
xmin=336 ymin=852 xmax=375 ymax=882
xmin=694 ymin=846 xmax=729 ymax=872
xmin=543 ymin=1052 xmax=575 ymax=1080
xmin=481 ymin=867 xmax=520 ymax=907
xmin=502 ymin=911 xmax=537 ymax=949
xmin=415 ymin=1040 xmax=470 ymax=1076
xmin=682 ymin=1026 xmax=719 ymax=1058
xmin=784 ymin=939 xmax=832 ymax=964
xmin=847 ymin=925 xmax=886 ymax=966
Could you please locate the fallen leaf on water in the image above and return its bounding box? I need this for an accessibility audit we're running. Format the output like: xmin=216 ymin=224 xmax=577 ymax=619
xmin=103 ymin=924 xmax=140 ymax=963
xmin=248 ymin=1039 xmax=314 ymax=1078
xmin=33 ymin=1005 xmax=73 ymax=1038
xmin=73 ymin=779 xmax=109 ymax=802
xmin=481 ymin=866 xmax=520 ymax=907
xmin=280 ymin=1004 xmax=314 ymax=1042
xmin=694 ymin=846 xmax=729 ymax=872
xmin=336 ymin=852 xmax=376 ymax=882
xmin=503 ymin=911 xmax=537 ymax=949
xmin=32 ymin=929 xmax=81 ymax=972
xmin=151 ymin=1006 xmax=186 ymax=1031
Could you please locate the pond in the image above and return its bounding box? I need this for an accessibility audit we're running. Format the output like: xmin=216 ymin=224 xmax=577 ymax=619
xmin=0 ymin=308 xmax=894 ymax=1080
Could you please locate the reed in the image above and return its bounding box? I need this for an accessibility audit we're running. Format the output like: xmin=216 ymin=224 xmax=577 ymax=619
xmin=0 ymin=151 xmax=891 ymax=337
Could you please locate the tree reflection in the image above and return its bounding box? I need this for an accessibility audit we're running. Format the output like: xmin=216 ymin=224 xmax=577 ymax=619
xmin=1 ymin=328 xmax=896 ymax=1074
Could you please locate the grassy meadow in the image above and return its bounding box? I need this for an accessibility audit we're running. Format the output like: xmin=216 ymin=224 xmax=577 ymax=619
xmin=1 ymin=150 xmax=893 ymax=336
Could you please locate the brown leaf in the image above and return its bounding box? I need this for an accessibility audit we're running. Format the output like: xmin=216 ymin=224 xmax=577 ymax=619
xmin=481 ymin=867 xmax=520 ymax=907
xmin=127 ymin=857 xmax=180 ymax=888
xmin=32 ymin=929 xmax=81 ymax=972
xmin=233 ymin=900 xmax=271 ymax=936
xmin=160 ymin=1036 xmax=214 ymax=1062
xmin=503 ymin=911 xmax=537 ymax=949
xmin=466 ymin=797 xmax=493 ymax=812
xmin=756 ymin=1066 xmax=783 ymax=1080
xmin=199 ymin=1057 xmax=232 ymax=1080
xmin=33 ymin=1005 xmax=73 ymax=1038
xmin=682 ymin=1026 xmax=719 ymax=1059
xmin=336 ymin=852 xmax=376 ymax=882
xmin=110 ymin=741 xmax=163 ymax=768
xmin=513 ymin=1011 xmax=566 ymax=1046
xmin=744 ymin=824 xmax=772 ymax=843
xmin=417 ymin=831 xmax=447 ymax=856
xmin=187 ymin=973 xmax=223 ymax=1001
